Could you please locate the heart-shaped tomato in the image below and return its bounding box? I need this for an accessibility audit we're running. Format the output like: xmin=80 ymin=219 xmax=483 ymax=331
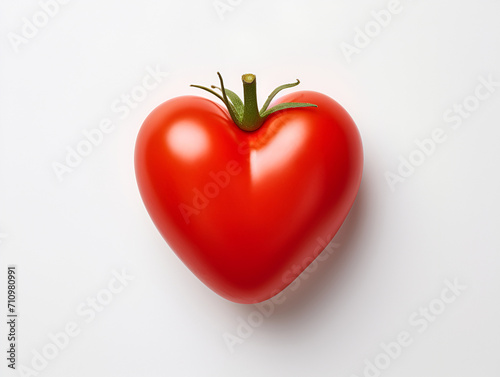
xmin=135 ymin=74 xmax=363 ymax=303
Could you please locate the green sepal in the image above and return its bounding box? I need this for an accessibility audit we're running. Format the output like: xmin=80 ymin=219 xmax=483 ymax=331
xmin=211 ymin=86 xmax=244 ymax=121
xmin=261 ymin=102 xmax=317 ymax=118
xmin=259 ymin=80 xmax=301 ymax=114
xmin=215 ymin=72 xmax=241 ymax=126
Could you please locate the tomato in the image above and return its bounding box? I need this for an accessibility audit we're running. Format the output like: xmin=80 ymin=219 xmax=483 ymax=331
xmin=135 ymin=74 xmax=363 ymax=304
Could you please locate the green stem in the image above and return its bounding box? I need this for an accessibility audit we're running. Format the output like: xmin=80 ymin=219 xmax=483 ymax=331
xmin=191 ymin=73 xmax=317 ymax=132
xmin=241 ymin=74 xmax=263 ymax=131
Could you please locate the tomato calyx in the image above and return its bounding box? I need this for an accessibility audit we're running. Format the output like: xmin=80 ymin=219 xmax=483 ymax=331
xmin=191 ymin=73 xmax=317 ymax=132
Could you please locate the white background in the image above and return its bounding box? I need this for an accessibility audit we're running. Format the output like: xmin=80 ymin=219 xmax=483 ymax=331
xmin=1 ymin=0 xmax=500 ymax=376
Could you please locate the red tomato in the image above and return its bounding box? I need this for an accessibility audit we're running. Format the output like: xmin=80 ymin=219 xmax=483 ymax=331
xmin=135 ymin=74 xmax=363 ymax=304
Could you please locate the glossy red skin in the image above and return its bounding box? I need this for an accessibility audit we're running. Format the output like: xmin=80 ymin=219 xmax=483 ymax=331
xmin=135 ymin=91 xmax=363 ymax=304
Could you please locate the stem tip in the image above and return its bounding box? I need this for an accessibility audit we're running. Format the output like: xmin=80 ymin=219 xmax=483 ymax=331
xmin=242 ymin=74 xmax=256 ymax=84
